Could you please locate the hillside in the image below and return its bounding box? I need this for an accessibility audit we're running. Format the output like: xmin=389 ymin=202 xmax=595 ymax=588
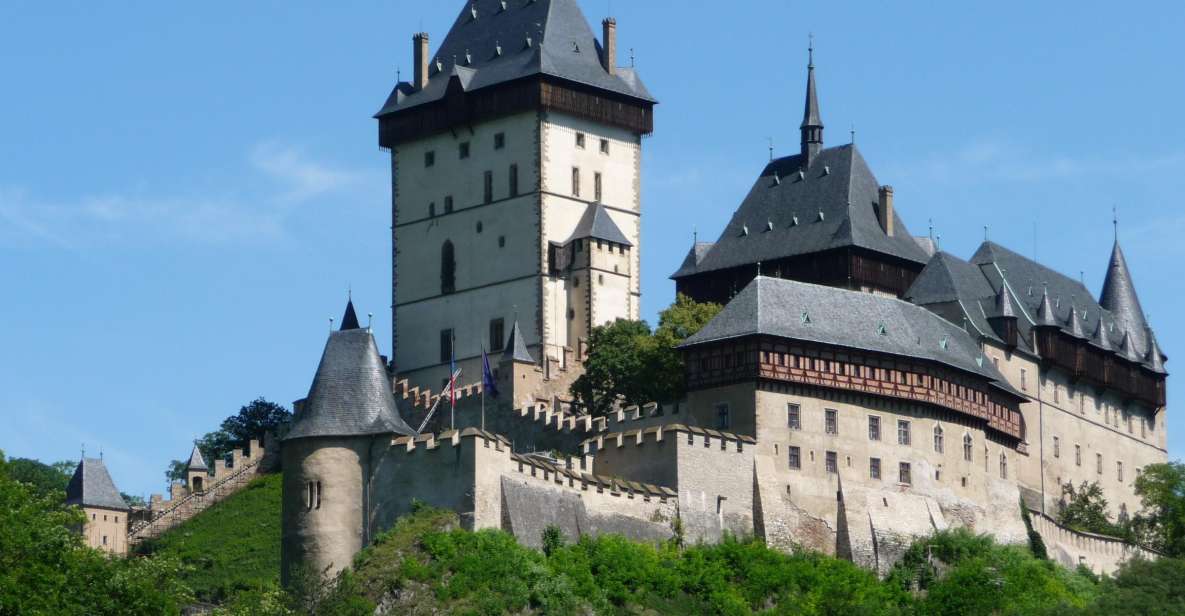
xmin=136 ymin=473 xmax=282 ymax=604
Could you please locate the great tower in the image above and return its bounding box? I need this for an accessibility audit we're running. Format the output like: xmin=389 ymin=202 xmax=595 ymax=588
xmin=376 ymin=0 xmax=656 ymax=398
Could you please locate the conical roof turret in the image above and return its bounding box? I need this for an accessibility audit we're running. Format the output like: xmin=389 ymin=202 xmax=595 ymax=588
xmin=1035 ymin=288 xmax=1059 ymax=327
xmin=340 ymin=298 xmax=361 ymax=331
xmin=1145 ymin=327 xmax=1167 ymax=374
xmin=186 ymin=445 xmax=208 ymax=472
xmin=1099 ymin=240 xmax=1149 ymax=354
xmin=1092 ymin=318 xmax=1113 ymax=351
xmin=1120 ymin=330 xmax=1141 ymax=363
xmin=1066 ymin=304 xmax=1087 ymax=339
xmin=994 ymin=282 xmax=1018 ymax=319
xmin=502 ymin=320 xmax=535 ymax=364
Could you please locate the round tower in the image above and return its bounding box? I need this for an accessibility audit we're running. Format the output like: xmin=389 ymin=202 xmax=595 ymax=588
xmin=281 ymin=299 xmax=416 ymax=585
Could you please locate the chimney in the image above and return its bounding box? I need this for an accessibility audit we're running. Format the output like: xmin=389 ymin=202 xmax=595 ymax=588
xmin=602 ymin=18 xmax=617 ymax=75
xmin=877 ymin=186 xmax=895 ymax=237
xmin=413 ymin=32 xmax=430 ymax=90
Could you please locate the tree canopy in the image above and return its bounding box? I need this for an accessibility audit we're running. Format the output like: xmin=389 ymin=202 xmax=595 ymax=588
xmin=1128 ymin=462 xmax=1185 ymax=557
xmin=570 ymin=295 xmax=721 ymax=416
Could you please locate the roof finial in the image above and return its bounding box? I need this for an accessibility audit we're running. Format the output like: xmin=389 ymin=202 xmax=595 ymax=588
xmin=629 ymin=48 xmax=635 ymax=68
xmin=800 ymin=35 xmax=824 ymax=166
xmin=99 ymin=445 xmax=103 ymax=460
xmin=928 ymin=218 xmax=934 ymax=242
xmin=768 ymin=137 xmax=774 ymax=162
xmin=808 ymin=32 xmax=815 ymax=68
xmin=757 ymin=261 xmax=763 ymax=277
xmin=693 ymin=225 xmax=698 ymax=244
xmin=1112 ymin=204 xmax=1119 ymax=241
xmin=397 ymin=66 xmax=401 ymax=82
xmin=329 ymin=317 xmax=335 ymax=331
xmin=81 ymin=443 xmax=86 ymax=459
xmin=984 ymin=226 xmax=989 ymax=241
xmin=850 ymin=123 xmax=855 ymax=144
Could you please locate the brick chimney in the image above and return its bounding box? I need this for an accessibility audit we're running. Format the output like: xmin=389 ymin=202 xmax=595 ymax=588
xmin=877 ymin=185 xmax=895 ymax=237
xmin=413 ymin=32 xmax=430 ymax=90
xmin=602 ymin=18 xmax=617 ymax=75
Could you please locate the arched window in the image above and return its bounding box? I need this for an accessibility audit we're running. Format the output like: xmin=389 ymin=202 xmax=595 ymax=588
xmin=441 ymin=241 xmax=456 ymax=295
xmin=933 ymin=425 xmax=944 ymax=454
xmin=963 ymin=434 xmax=973 ymax=461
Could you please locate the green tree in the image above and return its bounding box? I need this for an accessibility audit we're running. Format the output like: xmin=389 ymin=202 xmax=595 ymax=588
xmin=1058 ymin=481 xmax=1125 ymax=537
xmin=6 ymin=457 xmax=75 ymax=497
xmin=571 ymin=295 xmax=721 ymax=416
xmin=1128 ymin=462 xmax=1185 ymax=557
xmin=1082 ymin=556 xmax=1185 ymax=615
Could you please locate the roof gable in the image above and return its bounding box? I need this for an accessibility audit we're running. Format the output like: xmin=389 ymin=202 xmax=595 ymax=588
xmin=65 ymin=458 xmax=128 ymax=511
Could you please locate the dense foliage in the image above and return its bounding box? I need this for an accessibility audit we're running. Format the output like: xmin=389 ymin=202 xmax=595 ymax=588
xmin=166 ymin=397 xmax=290 ymax=482
xmin=136 ymin=474 xmax=283 ymax=604
xmin=1058 ymin=481 xmax=1129 ymax=539
xmin=0 ymin=449 xmax=192 ymax=615
xmin=1128 ymin=462 xmax=1185 ymax=557
xmin=572 ymin=294 xmax=721 ymax=415
xmin=6 ymin=457 xmax=74 ymax=497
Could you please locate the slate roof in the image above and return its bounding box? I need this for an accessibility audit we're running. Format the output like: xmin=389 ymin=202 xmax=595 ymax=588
xmin=904 ymin=241 xmax=1165 ymax=374
xmin=683 ymin=276 xmax=1021 ymax=398
xmin=672 ymin=145 xmax=930 ymax=279
xmin=569 ymin=202 xmax=632 ymax=246
xmin=286 ymin=328 xmax=416 ymax=441
xmin=376 ymin=0 xmax=653 ymax=118
xmin=65 ymin=458 xmax=129 ymax=511
xmin=502 ymin=320 xmax=535 ymax=364
xmin=185 ymin=446 xmax=208 ymax=472
xmin=340 ymin=299 xmax=361 ymax=331
xmin=671 ymin=242 xmax=716 ymax=279
xmin=1099 ymin=241 xmax=1150 ymax=358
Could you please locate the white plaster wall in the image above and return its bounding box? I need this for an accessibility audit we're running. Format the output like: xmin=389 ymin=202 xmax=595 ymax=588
xmin=81 ymin=507 xmax=128 ymax=556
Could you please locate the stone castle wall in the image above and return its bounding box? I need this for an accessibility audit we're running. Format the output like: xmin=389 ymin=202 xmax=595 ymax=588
xmin=1028 ymin=509 xmax=1159 ymax=575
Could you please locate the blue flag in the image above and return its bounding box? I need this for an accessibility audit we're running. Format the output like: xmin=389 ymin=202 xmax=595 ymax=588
xmin=482 ymin=349 xmax=499 ymax=399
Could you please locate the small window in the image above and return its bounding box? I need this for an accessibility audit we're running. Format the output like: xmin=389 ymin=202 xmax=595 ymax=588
xmin=483 ymin=171 xmax=493 ymax=203
xmin=898 ymin=420 xmax=911 ymax=446
xmin=575 ymin=133 xmax=586 ymax=148
xmin=1020 ymin=369 xmax=1027 ymax=391
xmin=869 ymin=457 xmax=881 ymax=480
xmin=315 ymin=481 xmax=322 ymax=509
xmin=490 ymin=318 xmax=505 ymax=352
xmin=92 ymin=513 xmax=96 ymax=521
xmin=494 ymin=132 xmax=506 ymax=149
xmin=305 ymin=482 xmax=314 ymax=511
xmin=787 ymin=404 xmax=801 ymax=430
xmin=476 ymin=221 xmax=483 ymax=234
xmin=441 ymin=241 xmax=456 ymax=294
xmin=459 ymin=142 xmax=470 ymax=159
xmin=428 ymin=202 xmax=436 ymax=217
xmin=572 ymin=167 xmax=581 ymax=198
xmin=509 ymin=164 xmax=519 ymax=197
xmin=598 ymin=274 xmax=604 ymax=285
xmin=899 ymin=462 xmax=912 ymax=485
xmin=788 ymin=446 xmax=801 ymax=470
xmin=1096 ymin=453 xmax=1103 ymax=475
xmin=825 ymin=409 xmax=838 ymax=435
xmin=1000 ymin=453 xmax=1008 ymax=479
xmin=1053 ymin=436 xmax=1060 ymax=458
xmin=715 ymin=403 xmax=730 ymax=430
xmin=933 ymin=425 xmax=944 ymax=454
xmin=440 ymin=329 xmax=454 ymax=363
xmin=600 ymin=138 xmax=610 ymax=154
xmin=868 ymin=416 xmax=881 ymax=441
xmin=115 ymin=516 xmax=119 ymax=523
xmin=425 ymin=150 xmax=436 ymax=167
xmin=498 ymin=236 xmax=506 ymax=248
xmin=594 ymin=172 xmax=603 ymax=202
xmin=1075 ymin=444 xmax=1082 ymax=466
xmin=825 ymin=451 xmax=838 ymax=474
xmin=963 ymin=434 xmax=973 ymax=461
xmin=445 ymin=195 xmax=454 ymax=213
xmin=102 ymin=536 xmax=108 ymax=546
xmin=1118 ymin=461 xmax=1124 ymax=482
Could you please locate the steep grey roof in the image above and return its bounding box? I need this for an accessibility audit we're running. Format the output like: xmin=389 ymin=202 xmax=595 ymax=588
xmin=340 ymin=299 xmax=361 ymax=331
xmin=65 ymin=458 xmax=128 ymax=511
xmin=376 ymin=0 xmax=654 ymax=118
xmin=801 ymin=58 xmax=822 ymax=130
xmin=994 ymin=283 xmax=1019 ymax=319
xmin=670 ymin=242 xmax=716 ymax=279
xmin=1099 ymin=241 xmax=1150 ymax=358
xmin=502 ymin=320 xmax=535 ymax=364
xmin=1035 ymin=289 xmax=1059 ymax=327
xmin=570 ymin=202 xmax=632 ymax=246
xmin=185 ymin=446 xmax=208 ymax=472
xmin=286 ymin=328 xmax=415 ymax=441
xmin=905 ymin=252 xmax=996 ymax=306
xmin=1146 ymin=328 xmax=1167 ymax=373
xmin=683 ymin=277 xmax=1021 ymax=397
xmin=674 ymin=145 xmax=930 ymax=279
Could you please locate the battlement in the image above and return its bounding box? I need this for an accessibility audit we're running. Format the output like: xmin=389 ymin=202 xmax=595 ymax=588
xmin=393 ymin=377 xmax=486 ymax=410
xmin=581 ymin=423 xmax=756 ymax=455
xmin=508 ymin=451 xmax=676 ymax=503
xmin=390 ymin=427 xmax=510 ymax=451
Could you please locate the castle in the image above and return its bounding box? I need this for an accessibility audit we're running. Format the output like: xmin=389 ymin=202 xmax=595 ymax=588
xmin=281 ymin=0 xmax=1168 ymax=581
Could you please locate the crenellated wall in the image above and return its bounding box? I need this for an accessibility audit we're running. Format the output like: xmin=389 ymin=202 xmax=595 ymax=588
xmin=1028 ymin=509 xmax=1159 ymax=575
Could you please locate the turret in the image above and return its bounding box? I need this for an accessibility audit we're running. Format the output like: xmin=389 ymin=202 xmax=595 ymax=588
xmin=987 ymin=282 xmax=1019 ymax=348
xmin=185 ymin=445 xmax=208 ymax=493
xmin=800 ymin=42 xmax=824 ymax=167
xmin=281 ymin=298 xmax=415 ymax=585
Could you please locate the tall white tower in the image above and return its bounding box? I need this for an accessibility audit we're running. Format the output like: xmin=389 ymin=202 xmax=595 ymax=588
xmin=376 ymin=0 xmax=656 ymax=395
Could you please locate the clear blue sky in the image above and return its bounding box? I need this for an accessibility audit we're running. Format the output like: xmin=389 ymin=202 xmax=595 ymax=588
xmin=2 ymin=1 xmax=1182 ymax=498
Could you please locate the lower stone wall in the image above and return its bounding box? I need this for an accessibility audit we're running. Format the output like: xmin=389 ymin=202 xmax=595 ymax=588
xmin=1029 ymin=509 xmax=1159 ymax=575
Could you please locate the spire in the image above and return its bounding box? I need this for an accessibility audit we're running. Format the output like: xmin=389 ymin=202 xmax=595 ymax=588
xmin=340 ymin=297 xmax=361 ymax=331
xmin=1066 ymin=304 xmax=1086 ymax=339
xmin=1120 ymin=330 xmax=1141 ymax=363
xmin=1145 ymin=327 xmax=1167 ymax=373
xmin=995 ymin=283 xmax=1018 ymax=319
xmin=1099 ymin=240 xmax=1149 ymax=353
xmin=800 ymin=36 xmax=824 ymax=167
xmin=1092 ymin=318 xmax=1113 ymax=351
xmin=186 ymin=445 xmax=208 ymax=472
xmin=502 ymin=320 xmax=535 ymax=364
xmin=1035 ymin=287 xmax=1059 ymax=327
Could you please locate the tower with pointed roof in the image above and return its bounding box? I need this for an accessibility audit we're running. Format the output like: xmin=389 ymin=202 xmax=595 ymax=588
xmin=376 ymin=0 xmax=655 ymax=397
xmin=282 ymin=299 xmax=417 ymax=584
xmin=66 ymin=458 xmax=130 ymax=555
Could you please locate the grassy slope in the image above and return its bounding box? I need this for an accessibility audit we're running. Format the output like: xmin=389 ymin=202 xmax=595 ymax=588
xmin=139 ymin=473 xmax=282 ymax=603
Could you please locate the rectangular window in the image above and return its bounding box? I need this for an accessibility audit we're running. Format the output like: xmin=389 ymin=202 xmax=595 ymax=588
xmin=933 ymin=427 xmax=944 ymax=453
xmin=572 ymin=167 xmax=581 ymax=198
xmin=870 ymin=457 xmax=881 ymax=480
xmin=1118 ymin=461 xmax=1124 ymax=482
xmin=1075 ymin=444 xmax=1082 ymax=466
xmin=509 ymin=164 xmax=519 ymax=197
xmin=315 ymin=481 xmax=322 ymax=509
xmin=787 ymin=404 xmax=801 ymax=430
xmin=425 ymin=150 xmax=436 ymax=167
xmin=576 ymin=133 xmax=586 ymax=148
xmin=898 ymin=420 xmax=911 ymax=445
xmin=1142 ymin=418 xmax=1147 ymax=439
xmin=494 ymin=132 xmax=506 ymax=149
xmin=715 ymin=403 xmax=730 ymax=430
xmin=489 ymin=318 xmax=505 ymax=352
xmin=899 ymin=462 xmax=912 ymax=485
xmin=825 ymin=451 xmax=838 ymax=474
xmin=600 ymin=138 xmax=610 ymax=154
xmin=440 ymin=329 xmax=453 ymax=363
xmin=1127 ymin=415 xmax=1133 ymax=433
xmin=825 ymin=409 xmax=838 ymax=435
xmin=445 ymin=195 xmax=454 ymax=213
xmin=964 ymin=435 xmax=973 ymax=461
xmin=1053 ymin=436 xmax=1060 ymax=458
xmin=1021 ymin=369 xmax=1027 ymax=391
xmin=459 ymin=142 xmax=470 ymax=159
xmin=483 ymin=171 xmax=493 ymax=203
xmin=594 ymin=172 xmax=603 ymax=202
xmin=789 ymin=446 xmax=801 ymax=470
xmin=868 ymin=416 xmax=881 ymax=441
xmin=1096 ymin=453 xmax=1103 ymax=475
xmin=1000 ymin=454 xmax=1008 ymax=479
